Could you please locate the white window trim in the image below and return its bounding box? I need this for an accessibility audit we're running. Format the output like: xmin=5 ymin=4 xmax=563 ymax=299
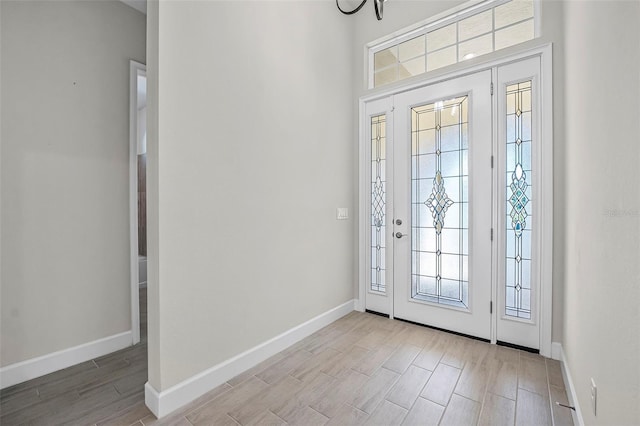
xmin=357 ymin=43 xmax=553 ymax=357
xmin=367 ymin=0 xmax=541 ymax=89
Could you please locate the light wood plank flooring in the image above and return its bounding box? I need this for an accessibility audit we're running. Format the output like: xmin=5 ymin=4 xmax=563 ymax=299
xmin=1 ymin=302 xmax=574 ymax=426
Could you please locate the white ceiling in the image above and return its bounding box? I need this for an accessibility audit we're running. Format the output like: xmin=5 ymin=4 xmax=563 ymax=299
xmin=120 ymin=0 xmax=146 ymax=15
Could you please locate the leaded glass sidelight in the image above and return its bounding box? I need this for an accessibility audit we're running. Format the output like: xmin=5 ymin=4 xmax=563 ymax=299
xmin=371 ymin=115 xmax=387 ymax=293
xmin=505 ymin=81 xmax=532 ymax=319
xmin=411 ymin=97 xmax=469 ymax=308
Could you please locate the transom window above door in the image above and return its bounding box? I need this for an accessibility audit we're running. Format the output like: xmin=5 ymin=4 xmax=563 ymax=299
xmin=369 ymin=0 xmax=538 ymax=88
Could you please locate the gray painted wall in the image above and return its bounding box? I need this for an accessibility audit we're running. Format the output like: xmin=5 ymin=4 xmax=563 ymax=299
xmin=562 ymin=1 xmax=640 ymax=424
xmin=1 ymin=0 xmax=146 ymax=366
xmin=148 ymin=1 xmax=354 ymax=390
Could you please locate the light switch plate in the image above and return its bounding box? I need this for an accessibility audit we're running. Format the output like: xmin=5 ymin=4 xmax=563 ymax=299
xmin=337 ymin=208 xmax=349 ymax=220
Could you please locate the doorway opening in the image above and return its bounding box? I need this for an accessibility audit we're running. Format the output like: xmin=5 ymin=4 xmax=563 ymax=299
xmin=130 ymin=61 xmax=147 ymax=345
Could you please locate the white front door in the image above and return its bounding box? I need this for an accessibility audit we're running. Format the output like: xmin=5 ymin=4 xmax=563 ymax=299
xmin=392 ymin=71 xmax=493 ymax=340
xmin=362 ymin=56 xmax=547 ymax=350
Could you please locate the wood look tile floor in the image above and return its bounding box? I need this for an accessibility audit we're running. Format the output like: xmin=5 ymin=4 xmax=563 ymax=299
xmin=0 ymin=301 xmax=574 ymax=426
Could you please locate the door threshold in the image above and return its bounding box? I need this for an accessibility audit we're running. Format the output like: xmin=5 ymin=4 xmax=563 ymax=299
xmin=365 ymin=309 xmax=390 ymax=318
xmin=394 ymin=317 xmax=490 ymax=343
xmin=496 ymin=340 xmax=539 ymax=354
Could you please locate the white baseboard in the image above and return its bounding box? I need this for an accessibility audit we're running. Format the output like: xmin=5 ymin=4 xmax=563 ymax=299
xmin=556 ymin=343 xmax=585 ymax=426
xmin=551 ymin=341 xmax=562 ymax=360
xmin=145 ymin=299 xmax=355 ymax=418
xmin=0 ymin=331 xmax=133 ymax=389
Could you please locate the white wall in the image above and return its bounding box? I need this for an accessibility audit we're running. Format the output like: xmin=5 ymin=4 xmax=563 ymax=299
xmin=350 ymin=0 xmax=567 ymax=343
xmin=148 ymin=1 xmax=354 ymax=390
xmin=0 ymin=1 xmax=146 ymax=366
xmin=562 ymin=1 xmax=640 ymax=424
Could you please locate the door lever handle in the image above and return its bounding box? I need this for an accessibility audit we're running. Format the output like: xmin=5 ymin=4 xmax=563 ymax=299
xmin=395 ymin=232 xmax=405 ymax=239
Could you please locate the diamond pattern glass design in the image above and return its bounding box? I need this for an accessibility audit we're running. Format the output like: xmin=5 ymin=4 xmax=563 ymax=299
xmin=371 ymin=115 xmax=387 ymax=293
xmin=411 ymin=97 xmax=469 ymax=308
xmin=505 ymin=81 xmax=532 ymax=319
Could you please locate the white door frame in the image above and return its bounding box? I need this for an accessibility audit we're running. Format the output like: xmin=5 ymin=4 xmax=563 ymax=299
xmin=357 ymin=44 xmax=553 ymax=357
xmin=129 ymin=60 xmax=146 ymax=345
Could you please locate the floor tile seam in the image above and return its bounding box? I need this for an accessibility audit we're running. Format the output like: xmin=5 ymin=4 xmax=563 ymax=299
xmin=422 ymin=361 xmax=464 ymax=408
xmin=397 ymin=391 xmax=429 ymax=423
xmin=180 ymin=385 xmax=235 ymax=420
xmin=77 ymin=383 xmax=120 ymax=399
xmin=516 ymin=384 xmax=551 ymax=399
xmin=0 ymin=385 xmax=40 ymax=400
xmin=544 ymin=361 xmax=561 ymax=426
xmin=381 ymin=394 xmax=412 ymax=414
xmin=384 ymin=365 xmax=433 ymax=411
xmin=257 ymin=408 xmax=287 ymax=426
xmin=452 ymin=381 xmax=488 ymax=405
xmin=284 ymin=372 xmax=310 ymax=387
xmin=439 ymin=356 xmax=467 ymax=370
xmin=514 ymin=348 xmax=522 ymax=420
xmin=305 ymin=405 xmax=330 ymax=421
xmin=484 ymin=389 xmax=516 ymax=402
xmin=475 ymin=384 xmax=492 ymax=425
xmin=254 ymin=374 xmax=272 ymax=386
xmin=544 ymin=357 xmax=566 ymax=391
xmin=417 ymin=395 xmax=446 ymax=409
xmin=227 ymin=409 xmax=245 ymax=425
xmin=356 ymin=367 xmax=402 ymax=414
xmin=344 ymin=400 xmax=370 ymax=416
xmin=227 ymin=355 xmax=281 ymax=387
xmin=450 ymin=392 xmax=481 ymax=405
xmin=0 ymin=394 xmax=44 ymax=417
xmin=226 ymin=413 xmax=241 ymax=425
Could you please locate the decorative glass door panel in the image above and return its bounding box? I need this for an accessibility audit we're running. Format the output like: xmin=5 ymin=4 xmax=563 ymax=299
xmin=411 ymin=97 xmax=469 ymax=309
xmin=365 ymin=97 xmax=394 ymax=315
xmin=393 ymin=71 xmax=493 ymax=340
xmin=496 ymin=56 xmax=541 ymax=350
xmin=505 ymin=81 xmax=532 ymax=319
xmin=371 ymin=114 xmax=387 ymax=294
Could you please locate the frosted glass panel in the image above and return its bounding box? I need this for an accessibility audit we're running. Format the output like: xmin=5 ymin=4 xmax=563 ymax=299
xmin=374 ymin=67 xmax=397 ymax=87
xmin=399 ymin=56 xmax=426 ymax=79
xmin=427 ymin=23 xmax=456 ymax=52
xmin=505 ymin=81 xmax=532 ymax=319
xmin=495 ymin=19 xmax=535 ymax=50
xmin=495 ymin=0 xmax=534 ymax=29
xmin=374 ymin=47 xmax=398 ymax=69
xmin=371 ymin=115 xmax=387 ymax=293
xmin=427 ymin=46 xmax=457 ymax=71
xmin=399 ymin=35 xmax=426 ymax=61
xmin=459 ymin=34 xmax=493 ymax=61
xmin=411 ymin=96 xmax=469 ymax=308
xmin=458 ymin=9 xmax=492 ymax=41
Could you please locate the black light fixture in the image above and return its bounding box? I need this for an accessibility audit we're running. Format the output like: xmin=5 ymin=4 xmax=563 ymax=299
xmin=336 ymin=0 xmax=388 ymax=20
